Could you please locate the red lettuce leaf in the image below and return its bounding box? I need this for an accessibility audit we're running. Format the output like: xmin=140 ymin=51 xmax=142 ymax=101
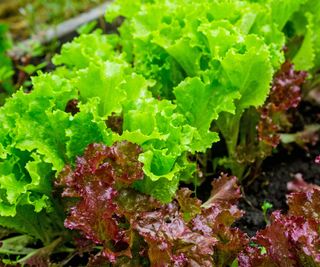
xmin=257 ymin=61 xmax=307 ymax=147
xmin=192 ymin=206 xmax=247 ymax=266
xmin=193 ymin=174 xmax=248 ymax=266
xmin=268 ymin=61 xmax=306 ymax=111
xmin=287 ymin=173 xmax=320 ymax=193
xmin=287 ymin=176 xmax=320 ymax=221
xmin=175 ymin=188 xmax=202 ymax=222
xmin=202 ymin=173 xmax=241 ymax=209
xmin=133 ymin=201 xmax=217 ymax=267
xmin=116 ymin=188 xmax=162 ymax=216
xmin=288 ymin=190 xmax=320 ymax=221
xmin=106 ymin=113 xmax=123 ymax=134
xmin=253 ymin=211 xmax=320 ymax=266
xmin=238 ymin=246 xmax=277 ymax=267
xmin=57 ymin=142 xmax=144 ymax=257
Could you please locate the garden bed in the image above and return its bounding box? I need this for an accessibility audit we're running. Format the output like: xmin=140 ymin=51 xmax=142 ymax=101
xmin=0 ymin=0 xmax=107 ymax=40
xmin=0 ymin=0 xmax=320 ymax=266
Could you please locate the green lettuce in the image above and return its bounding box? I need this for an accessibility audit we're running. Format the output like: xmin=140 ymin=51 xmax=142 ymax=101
xmin=105 ymin=0 xmax=288 ymax=178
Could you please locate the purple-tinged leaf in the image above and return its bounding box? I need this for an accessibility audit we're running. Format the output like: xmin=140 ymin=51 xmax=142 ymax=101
xmin=193 ymin=174 xmax=248 ymax=266
xmin=269 ymin=61 xmax=307 ymax=111
xmin=175 ymin=188 xmax=202 ymax=222
xmin=253 ymin=211 xmax=320 ymax=266
xmin=238 ymin=246 xmax=277 ymax=267
xmin=257 ymin=61 xmax=307 ymax=147
xmin=287 ymin=173 xmax=320 ymax=193
xmin=57 ymin=141 xmax=144 ymax=246
xmin=133 ymin=202 xmax=217 ymax=267
xmin=202 ymin=173 xmax=241 ymax=209
xmin=287 ymin=188 xmax=320 ymax=221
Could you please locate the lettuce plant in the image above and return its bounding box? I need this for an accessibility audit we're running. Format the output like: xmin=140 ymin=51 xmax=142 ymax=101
xmin=238 ymin=176 xmax=320 ymax=267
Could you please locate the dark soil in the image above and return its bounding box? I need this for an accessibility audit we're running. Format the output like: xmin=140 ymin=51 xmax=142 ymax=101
xmin=237 ymin=144 xmax=320 ymax=236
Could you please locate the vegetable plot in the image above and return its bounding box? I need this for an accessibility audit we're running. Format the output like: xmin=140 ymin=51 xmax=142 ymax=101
xmin=0 ymin=0 xmax=319 ymax=266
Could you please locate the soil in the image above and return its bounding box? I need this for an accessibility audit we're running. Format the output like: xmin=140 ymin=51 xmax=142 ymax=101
xmin=237 ymin=144 xmax=320 ymax=236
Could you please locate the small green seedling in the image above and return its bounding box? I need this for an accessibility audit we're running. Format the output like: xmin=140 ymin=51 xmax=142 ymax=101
xmin=261 ymin=201 xmax=273 ymax=224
